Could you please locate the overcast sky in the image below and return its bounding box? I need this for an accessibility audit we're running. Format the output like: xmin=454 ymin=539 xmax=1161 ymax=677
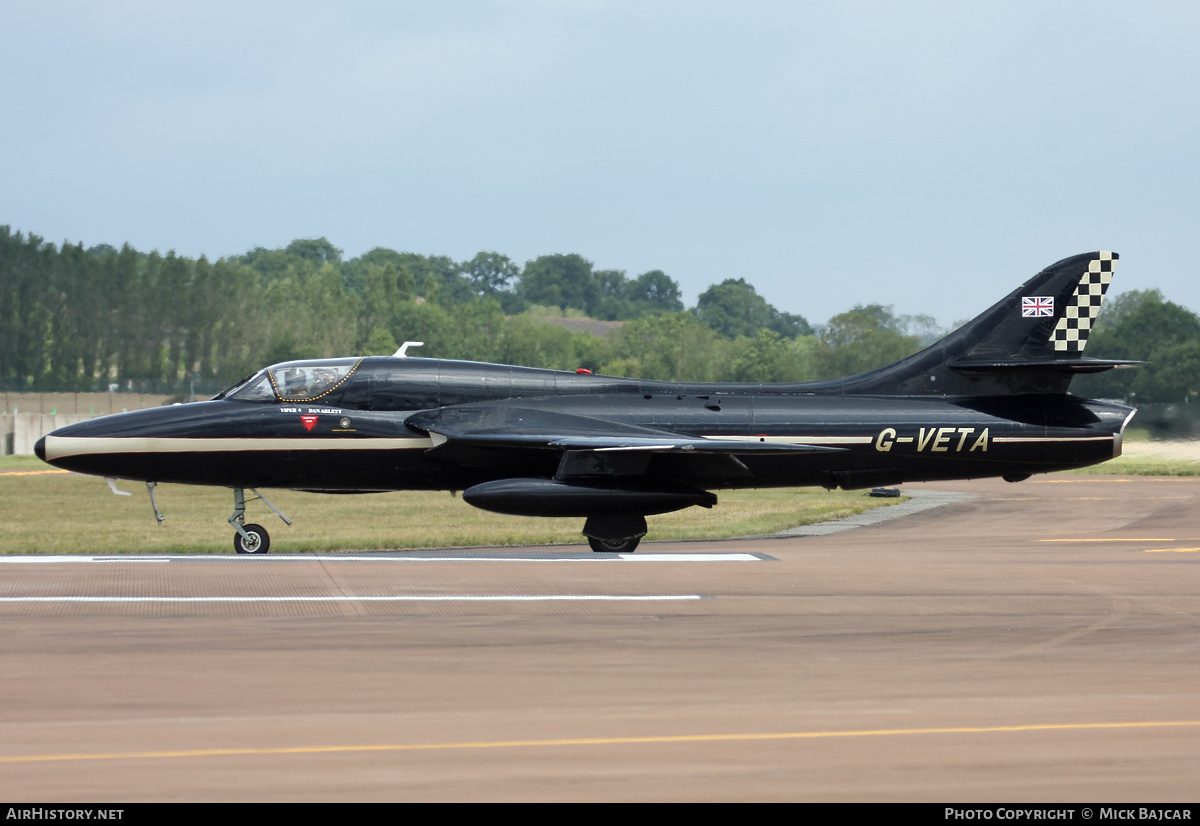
xmin=2 ymin=1 xmax=1198 ymax=327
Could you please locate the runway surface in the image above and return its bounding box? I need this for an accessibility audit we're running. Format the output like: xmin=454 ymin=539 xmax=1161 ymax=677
xmin=1 ymin=476 xmax=1198 ymax=801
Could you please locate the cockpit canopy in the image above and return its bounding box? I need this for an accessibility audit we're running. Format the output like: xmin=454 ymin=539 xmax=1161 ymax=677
xmin=219 ymin=354 xmax=637 ymax=411
xmin=229 ymin=358 xmax=361 ymax=403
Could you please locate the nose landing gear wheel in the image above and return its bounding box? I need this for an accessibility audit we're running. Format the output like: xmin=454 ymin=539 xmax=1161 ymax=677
xmin=228 ymin=488 xmax=290 ymax=555
xmin=234 ymin=523 xmax=270 ymax=554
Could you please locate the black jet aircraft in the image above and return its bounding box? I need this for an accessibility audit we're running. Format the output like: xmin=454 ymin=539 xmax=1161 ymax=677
xmin=37 ymin=251 xmax=1137 ymax=554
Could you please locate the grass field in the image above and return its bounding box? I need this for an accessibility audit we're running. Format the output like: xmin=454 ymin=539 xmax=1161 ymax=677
xmin=1067 ymin=439 xmax=1200 ymax=477
xmin=0 ymin=455 xmax=901 ymax=554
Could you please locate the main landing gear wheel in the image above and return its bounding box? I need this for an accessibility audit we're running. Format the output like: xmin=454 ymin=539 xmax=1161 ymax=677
xmin=587 ymin=535 xmax=641 ymax=554
xmin=234 ymin=523 xmax=270 ymax=554
xmin=582 ymin=514 xmax=648 ymax=554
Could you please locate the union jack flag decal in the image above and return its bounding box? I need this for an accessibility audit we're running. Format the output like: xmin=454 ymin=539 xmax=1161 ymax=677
xmin=1021 ymin=296 xmax=1054 ymax=318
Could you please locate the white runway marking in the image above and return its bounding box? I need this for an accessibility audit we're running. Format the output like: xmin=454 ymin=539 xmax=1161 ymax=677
xmin=0 ymin=595 xmax=705 ymax=604
xmin=0 ymin=552 xmax=764 ymax=564
xmin=615 ymin=553 xmax=757 ymax=562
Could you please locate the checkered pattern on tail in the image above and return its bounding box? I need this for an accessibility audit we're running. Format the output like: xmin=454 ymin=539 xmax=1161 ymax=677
xmin=1049 ymin=251 xmax=1118 ymax=352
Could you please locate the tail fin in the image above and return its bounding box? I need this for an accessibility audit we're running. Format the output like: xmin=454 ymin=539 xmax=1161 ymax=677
xmin=841 ymin=251 xmax=1138 ymax=396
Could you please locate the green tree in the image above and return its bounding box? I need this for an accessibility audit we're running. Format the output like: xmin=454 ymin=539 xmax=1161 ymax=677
xmin=591 ymin=269 xmax=633 ymax=320
xmin=240 ymin=239 xmax=342 ymax=283
xmin=364 ymin=327 xmax=398 ymax=356
xmin=814 ymin=307 xmax=921 ymax=378
xmin=1136 ymin=340 xmax=1200 ymax=403
xmin=729 ymin=330 xmax=817 ymax=382
xmin=498 ymin=315 xmax=582 ymax=370
xmin=341 ymin=246 xmax=406 ymax=293
xmin=517 ymin=254 xmax=598 ymax=315
xmin=396 ymin=264 xmax=416 ymax=301
xmin=1080 ymin=291 xmax=1200 ymax=402
xmin=285 ymin=237 xmax=342 ymax=265
xmin=604 ymin=313 xmax=728 ymax=382
xmin=462 ymin=251 xmax=519 ymax=296
xmin=207 ymin=258 xmax=267 ymax=385
xmin=627 ymin=269 xmax=684 ymax=316
xmin=357 ymin=263 xmax=399 ymax=351
xmin=694 ymin=278 xmax=811 ymax=339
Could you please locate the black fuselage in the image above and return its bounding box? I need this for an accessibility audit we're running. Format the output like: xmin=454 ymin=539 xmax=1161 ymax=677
xmin=39 ymin=356 xmax=1133 ymax=494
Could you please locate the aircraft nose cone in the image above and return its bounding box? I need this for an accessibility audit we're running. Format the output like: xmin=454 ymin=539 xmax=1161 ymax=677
xmin=34 ymin=436 xmax=46 ymax=462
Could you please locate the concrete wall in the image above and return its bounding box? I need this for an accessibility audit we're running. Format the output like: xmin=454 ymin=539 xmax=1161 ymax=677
xmin=2 ymin=413 xmax=93 ymax=455
xmin=0 ymin=394 xmax=174 ymax=455
xmin=1 ymin=391 xmax=173 ymax=417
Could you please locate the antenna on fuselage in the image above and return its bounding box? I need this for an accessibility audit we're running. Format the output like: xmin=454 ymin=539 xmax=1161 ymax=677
xmin=393 ymin=341 xmax=424 ymax=358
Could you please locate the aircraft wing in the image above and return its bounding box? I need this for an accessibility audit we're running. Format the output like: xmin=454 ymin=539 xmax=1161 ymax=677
xmin=405 ymin=405 xmax=842 ymax=479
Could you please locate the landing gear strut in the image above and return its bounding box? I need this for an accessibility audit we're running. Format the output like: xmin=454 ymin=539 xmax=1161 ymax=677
xmin=147 ymin=481 xmax=165 ymax=526
xmin=228 ymin=488 xmax=292 ymax=554
xmin=583 ymin=514 xmax=647 ymax=553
